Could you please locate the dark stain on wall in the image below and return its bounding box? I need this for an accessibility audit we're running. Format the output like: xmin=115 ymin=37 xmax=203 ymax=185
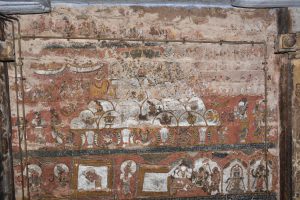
xmin=277 ymin=8 xmax=291 ymax=34
xmin=279 ymin=55 xmax=293 ymax=200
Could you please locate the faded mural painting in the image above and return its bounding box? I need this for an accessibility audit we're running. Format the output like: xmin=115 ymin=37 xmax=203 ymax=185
xmin=9 ymin=5 xmax=280 ymax=200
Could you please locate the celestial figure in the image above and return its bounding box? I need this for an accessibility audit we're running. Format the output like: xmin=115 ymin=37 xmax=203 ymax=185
xmin=225 ymin=164 xmax=246 ymax=194
xmin=120 ymin=160 xmax=137 ymax=195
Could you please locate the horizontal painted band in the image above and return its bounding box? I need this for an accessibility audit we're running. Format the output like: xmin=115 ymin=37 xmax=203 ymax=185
xmin=35 ymin=192 xmax=277 ymax=200
xmin=13 ymin=142 xmax=275 ymax=158
xmin=135 ymin=193 xmax=277 ymax=200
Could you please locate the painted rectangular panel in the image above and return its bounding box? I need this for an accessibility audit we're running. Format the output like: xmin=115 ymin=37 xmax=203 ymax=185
xmin=8 ymin=5 xmax=280 ymax=200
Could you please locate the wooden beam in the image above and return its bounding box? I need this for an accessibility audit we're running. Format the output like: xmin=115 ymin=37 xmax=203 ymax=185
xmin=0 ymin=0 xmax=51 ymax=14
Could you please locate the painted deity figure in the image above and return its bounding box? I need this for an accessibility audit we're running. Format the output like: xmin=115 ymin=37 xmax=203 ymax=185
xmin=194 ymin=166 xmax=210 ymax=192
xmin=225 ymin=164 xmax=246 ymax=194
xmin=54 ymin=164 xmax=69 ymax=187
xmin=210 ymin=167 xmax=221 ymax=194
xmin=120 ymin=160 xmax=137 ymax=195
xmin=252 ymin=163 xmax=268 ymax=192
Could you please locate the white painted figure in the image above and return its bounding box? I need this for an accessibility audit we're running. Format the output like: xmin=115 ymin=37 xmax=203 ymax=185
xmin=120 ymin=160 xmax=137 ymax=195
xmin=159 ymin=127 xmax=169 ymax=144
xmin=120 ymin=129 xmax=134 ymax=147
